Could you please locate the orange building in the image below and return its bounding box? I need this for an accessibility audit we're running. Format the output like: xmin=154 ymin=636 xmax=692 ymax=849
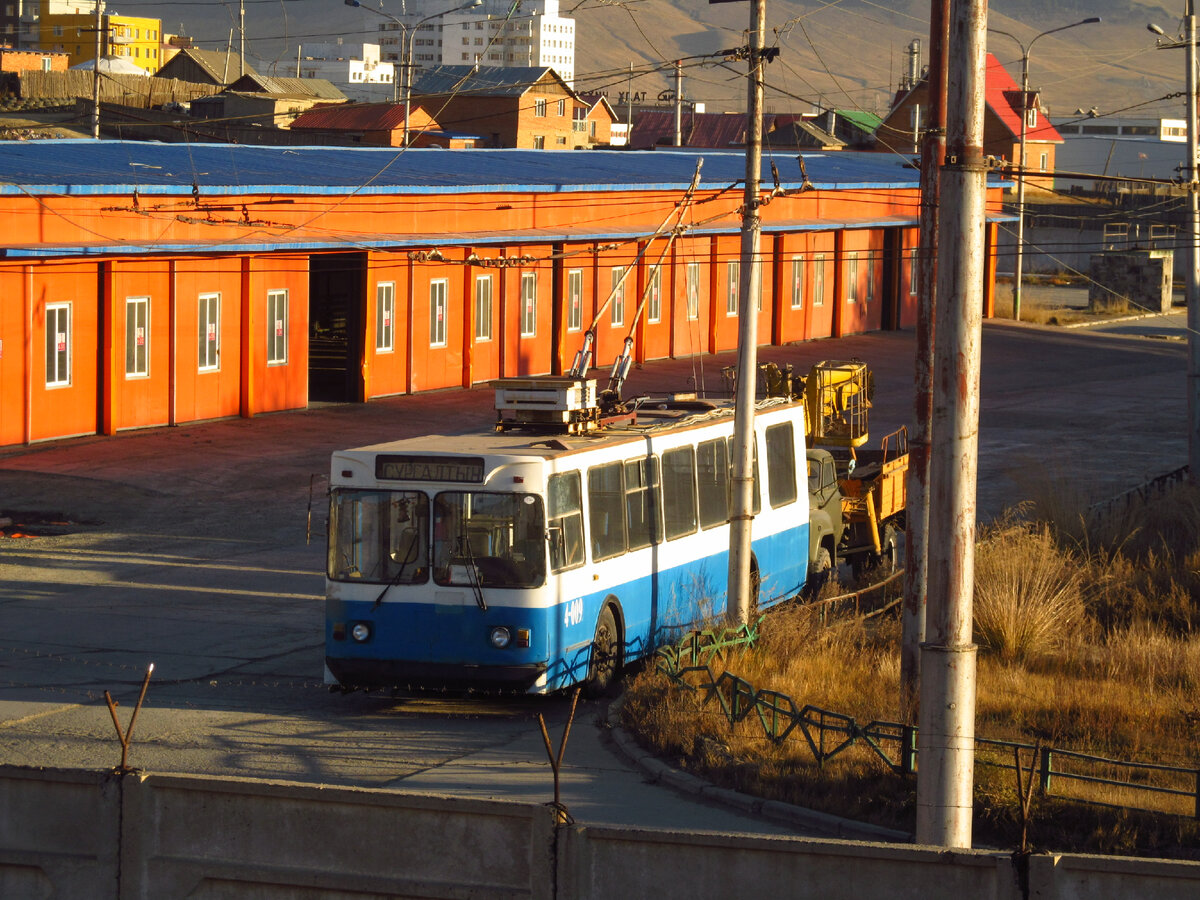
xmin=0 ymin=143 xmax=1003 ymax=448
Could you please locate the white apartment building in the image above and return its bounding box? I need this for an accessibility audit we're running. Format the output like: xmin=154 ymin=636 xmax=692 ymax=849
xmin=297 ymin=41 xmax=396 ymax=102
xmin=377 ymin=0 xmax=575 ymax=87
xmin=2 ymin=0 xmax=100 ymax=48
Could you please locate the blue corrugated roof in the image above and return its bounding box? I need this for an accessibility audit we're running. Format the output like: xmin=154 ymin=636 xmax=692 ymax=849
xmin=0 ymin=141 xmax=922 ymax=197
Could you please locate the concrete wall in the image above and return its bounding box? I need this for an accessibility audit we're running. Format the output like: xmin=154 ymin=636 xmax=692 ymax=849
xmin=4 ymin=764 xmax=1200 ymax=899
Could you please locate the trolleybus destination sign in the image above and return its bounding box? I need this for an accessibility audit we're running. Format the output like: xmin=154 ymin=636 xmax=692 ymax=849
xmin=374 ymin=455 xmax=486 ymax=483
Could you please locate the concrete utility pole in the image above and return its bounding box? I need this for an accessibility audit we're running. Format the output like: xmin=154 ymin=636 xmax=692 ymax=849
xmin=91 ymin=2 xmax=103 ymax=139
xmin=902 ymin=0 xmax=949 ymax=722
xmin=728 ymin=0 xmax=766 ymax=626
xmin=1151 ymin=4 xmax=1200 ymax=480
xmin=915 ymin=0 xmax=986 ymax=848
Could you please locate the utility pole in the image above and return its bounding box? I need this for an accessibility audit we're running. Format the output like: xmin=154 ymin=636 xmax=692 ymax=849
xmin=915 ymin=0 xmax=986 ymax=848
xmin=728 ymin=0 xmax=765 ymax=626
xmin=239 ymin=0 xmax=246 ymax=79
xmin=91 ymin=2 xmax=103 ymax=139
xmin=901 ymin=0 xmax=949 ymax=722
xmin=674 ymin=60 xmax=683 ymax=147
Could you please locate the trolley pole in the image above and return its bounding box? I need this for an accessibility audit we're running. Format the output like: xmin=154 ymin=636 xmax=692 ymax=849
xmin=728 ymin=0 xmax=765 ymax=626
xmin=915 ymin=0 xmax=986 ymax=848
xmin=901 ymin=0 xmax=949 ymax=722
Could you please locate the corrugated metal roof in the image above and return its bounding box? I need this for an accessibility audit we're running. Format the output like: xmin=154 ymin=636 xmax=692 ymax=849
xmin=228 ymin=73 xmax=347 ymax=101
xmin=0 ymin=142 xmax=921 ymax=197
xmin=161 ymin=49 xmax=259 ymax=83
xmin=630 ymin=111 xmax=766 ymax=150
xmin=410 ymin=65 xmax=559 ymax=98
xmin=290 ymin=102 xmax=413 ymax=131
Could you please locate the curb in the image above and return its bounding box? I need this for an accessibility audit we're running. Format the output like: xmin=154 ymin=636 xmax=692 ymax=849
xmin=605 ymin=696 xmax=912 ymax=843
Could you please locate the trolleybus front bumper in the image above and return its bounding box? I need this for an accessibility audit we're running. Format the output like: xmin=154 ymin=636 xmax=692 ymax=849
xmin=326 ymin=657 xmax=549 ymax=693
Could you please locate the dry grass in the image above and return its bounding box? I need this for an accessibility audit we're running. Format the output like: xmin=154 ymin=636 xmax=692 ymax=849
xmin=621 ymin=482 xmax=1200 ymax=859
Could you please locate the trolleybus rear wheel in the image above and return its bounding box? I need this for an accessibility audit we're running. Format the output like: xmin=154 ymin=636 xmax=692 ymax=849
xmin=583 ymin=605 xmax=621 ymax=698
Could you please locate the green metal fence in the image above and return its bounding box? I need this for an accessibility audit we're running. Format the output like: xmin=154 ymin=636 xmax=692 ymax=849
xmin=653 ymin=614 xmax=1200 ymax=819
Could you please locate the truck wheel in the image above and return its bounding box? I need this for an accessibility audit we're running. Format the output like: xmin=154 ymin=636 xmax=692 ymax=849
xmin=807 ymin=545 xmax=833 ymax=596
xmin=583 ymin=604 xmax=621 ymax=699
xmin=875 ymin=523 xmax=900 ymax=574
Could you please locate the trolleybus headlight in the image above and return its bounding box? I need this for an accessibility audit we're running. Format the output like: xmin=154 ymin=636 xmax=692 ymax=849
xmin=351 ymin=623 xmax=372 ymax=643
xmin=489 ymin=626 xmax=511 ymax=649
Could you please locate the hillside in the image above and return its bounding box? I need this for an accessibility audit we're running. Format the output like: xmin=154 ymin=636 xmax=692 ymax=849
xmin=184 ymin=0 xmax=1188 ymax=125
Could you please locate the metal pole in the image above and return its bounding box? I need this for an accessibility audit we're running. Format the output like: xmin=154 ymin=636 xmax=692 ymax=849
xmin=1012 ymin=54 xmax=1028 ymax=321
xmin=239 ymin=0 xmax=245 ymax=79
xmin=91 ymin=3 xmax=102 ymax=139
xmin=902 ymin=0 xmax=948 ymax=723
xmin=404 ymin=23 xmax=415 ymax=146
xmin=728 ymin=0 xmax=765 ymax=626
xmin=1187 ymin=2 xmax=1200 ymax=482
xmin=915 ymin=0 xmax=986 ymax=849
xmin=674 ymin=60 xmax=682 ymax=147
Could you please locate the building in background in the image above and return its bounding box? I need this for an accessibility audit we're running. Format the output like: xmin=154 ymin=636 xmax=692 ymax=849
xmin=375 ymin=0 xmax=575 ymax=87
xmin=297 ymin=41 xmax=395 ymax=103
xmin=1 ymin=0 xmax=99 ymax=50
xmin=39 ymin=10 xmax=162 ymax=74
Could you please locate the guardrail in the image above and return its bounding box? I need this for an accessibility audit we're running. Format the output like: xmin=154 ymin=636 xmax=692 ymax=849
xmin=653 ymin=601 xmax=1200 ymax=820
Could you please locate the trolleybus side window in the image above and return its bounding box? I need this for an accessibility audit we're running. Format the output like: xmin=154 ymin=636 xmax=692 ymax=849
xmin=624 ymin=456 xmax=661 ymax=549
xmin=697 ymin=438 xmax=729 ymax=529
xmin=328 ymin=489 xmax=429 ymax=584
xmin=661 ymin=445 xmax=698 ymax=540
xmin=548 ymin=471 xmax=585 ymax=572
xmin=433 ymin=492 xmax=546 ymax=588
xmin=765 ymin=422 xmax=798 ymax=508
xmin=588 ymin=462 xmax=627 ymax=561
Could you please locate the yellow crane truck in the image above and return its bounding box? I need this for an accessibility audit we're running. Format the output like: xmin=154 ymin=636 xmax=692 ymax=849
xmin=762 ymin=359 xmax=908 ymax=585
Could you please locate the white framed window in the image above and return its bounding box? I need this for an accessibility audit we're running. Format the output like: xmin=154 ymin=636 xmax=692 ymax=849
xmin=685 ymin=262 xmax=700 ymax=320
xmin=376 ymin=282 xmax=395 ymax=353
xmin=909 ymin=247 xmax=919 ymax=296
xmin=1039 ymin=151 xmax=1048 ymax=171
xmin=846 ymin=253 xmax=859 ymax=304
xmin=790 ymin=256 xmax=804 ymax=309
xmin=520 ymin=272 xmax=537 ymax=336
xmin=866 ymin=253 xmax=876 ymax=303
xmin=474 ymin=275 xmax=493 ymax=341
xmin=647 ymin=265 xmax=662 ymax=323
xmin=534 ymin=98 xmax=546 ymax=117
xmin=267 ymin=289 xmax=288 ymax=365
xmin=610 ymin=267 xmax=625 ymax=327
xmin=198 ymin=293 xmax=220 ymax=371
xmin=567 ymin=268 xmax=583 ymax=332
xmin=532 ymin=135 xmax=545 ymax=149
xmin=125 ymin=296 xmax=149 ymax=378
xmin=45 ymin=302 xmax=71 ymax=387
xmin=813 ymin=254 xmax=826 ymax=307
xmin=726 ymin=260 xmax=740 ymax=316
xmin=557 ymin=98 xmax=565 ymax=116
xmin=429 ymin=279 xmax=448 ymax=347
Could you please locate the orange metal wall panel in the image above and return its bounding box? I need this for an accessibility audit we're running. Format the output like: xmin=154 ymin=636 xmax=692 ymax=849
xmin=838 ymin=230 xmax=884 ymax=336
xmin=409 ymin=255 xmax=465 ymax=393
xmin=900 ymin=228 xmax=920 ymax=328
xmin=710 ymin=235 xmax=741 ymax=354
xmin=107 ymin=260 xmax=171 ymax=431
xmin=592 ymin=243 xmax=640 ymax=370
xmin=668 ymin=237 xmax=710 ymax=361
xmin=363 ymin=251 xmax=410 ymax=399
xmin=466 ymin=263 xmax=501 ymax=385
xmin=556 ymin=251 xmax=595 ymax=377
xmin=173 ymin=257 xmax=243 ymax=424
xmin=245 ymin=255 xmax=309 ymax=415
xmin=805 ymin=233 xmax=836 ymax=340
xmin=28 ymin=262 xmax=99 ymax=442
xmin=0 ymin=264 xmax=30 ymax=446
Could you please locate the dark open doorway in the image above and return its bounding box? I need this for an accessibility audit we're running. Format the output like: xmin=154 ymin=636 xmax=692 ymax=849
xmin=309 ymin=253 xmax=366 ymax=402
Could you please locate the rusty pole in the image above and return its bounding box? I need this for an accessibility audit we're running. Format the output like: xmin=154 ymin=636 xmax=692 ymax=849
xmin=915 ymin=0 xmax=986 ymax=849
xmin=728 ymin=0 xmax=765 ymax=626
xmin=901 ymin=0 xmax=950 ymax=723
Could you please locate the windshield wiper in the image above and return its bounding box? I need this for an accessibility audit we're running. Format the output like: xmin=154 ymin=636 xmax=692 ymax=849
xmin=371 ymin=539 xmax=419 ymax=611
xmin=457 ymin=534 xmax=488 ymax=612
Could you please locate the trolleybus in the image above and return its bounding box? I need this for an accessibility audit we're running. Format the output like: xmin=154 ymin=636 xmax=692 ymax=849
xmin=324 ymin=387 xmax=812 ymax=695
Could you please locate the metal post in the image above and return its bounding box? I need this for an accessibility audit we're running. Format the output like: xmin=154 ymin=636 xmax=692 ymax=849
xmin=728 ymin=0 xmax=765 ymax=626
xmin=91 ymin=3 xmax=102 ymax=139
xmin=674 ymin=60 xmax=683 ymax=147
xmin=1187 ymin=3 xmax=1200 ymax=483
xmin=1012 ymin=55 xmax=1028 ymax=321
xmin=404 ymin=23 xmax=415 ymax=146
xmin=915 ymin=0 xmax=986 ymax=850
xmin=901 ymin=0 xmax=947 ymax=724
xmin=239 ymin=0 xmax=246 ymax=79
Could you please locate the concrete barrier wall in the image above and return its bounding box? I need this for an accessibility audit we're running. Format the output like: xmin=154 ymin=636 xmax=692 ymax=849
xmin=4 ymin=764 xmax=1200 ymax=899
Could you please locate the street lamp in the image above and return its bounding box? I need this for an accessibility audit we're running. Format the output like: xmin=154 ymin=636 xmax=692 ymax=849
xmin=1149 ymin=4 xmax=1200 ymax=483
xmin=343 ymin=0 xmax=482 ymax=146
xmin=989 ymin=17 xmax=1100 ymax=321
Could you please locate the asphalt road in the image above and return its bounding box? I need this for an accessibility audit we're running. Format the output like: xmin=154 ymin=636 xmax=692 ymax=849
xmin=0 ymin=314 xmax=1187 ymax=834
